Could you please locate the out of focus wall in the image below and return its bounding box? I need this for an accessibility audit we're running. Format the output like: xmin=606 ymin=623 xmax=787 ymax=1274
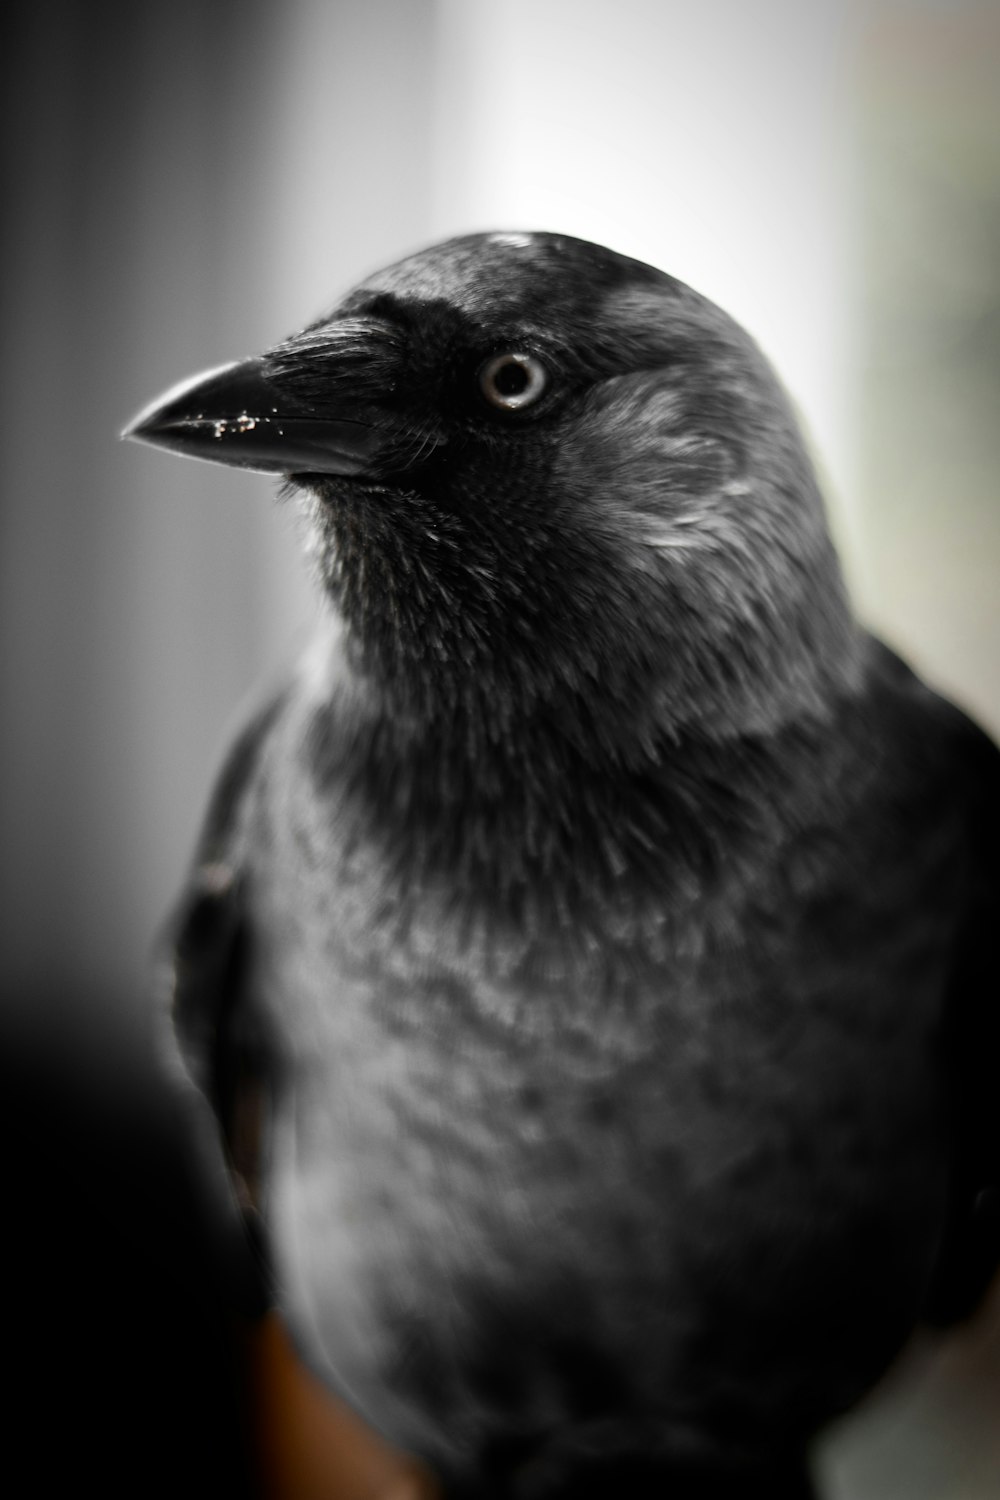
xmin=855 ymin=0 xmax=1000 ymax=735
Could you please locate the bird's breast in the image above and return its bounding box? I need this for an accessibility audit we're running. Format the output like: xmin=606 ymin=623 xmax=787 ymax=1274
xmin=244 ymin=748 xmax=954 ymax=1471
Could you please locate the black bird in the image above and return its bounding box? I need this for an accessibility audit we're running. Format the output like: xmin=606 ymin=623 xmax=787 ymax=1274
xmin=126 ymin=232 xmax=999 ymax=1499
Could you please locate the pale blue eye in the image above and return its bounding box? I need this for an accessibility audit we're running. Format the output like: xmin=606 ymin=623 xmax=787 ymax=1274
xmin=478 ymin=352 xmax=548 ymax=411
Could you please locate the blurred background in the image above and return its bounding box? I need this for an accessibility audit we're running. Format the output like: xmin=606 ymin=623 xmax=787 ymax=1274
xmin=1 ymin=0 xmax=997 ymax=1494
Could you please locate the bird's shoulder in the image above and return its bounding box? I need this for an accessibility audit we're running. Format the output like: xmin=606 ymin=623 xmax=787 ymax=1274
xmin=169 ymin=665 xmax=292 ymax=935
xmin=853 ymin=633 xmax=1000 ymax=838
xmin=151 ymin=668 xmax=302 ymax=1317
xmin=733 ymin=633 xmax=999 ymax=997
xmin=157 ymin=665 xmax=294 ymax=1104
xmin=853 ymin=641 xmax=1000 ymax=1322
xmin=160 ymin=620 xmax=366 ymax=1077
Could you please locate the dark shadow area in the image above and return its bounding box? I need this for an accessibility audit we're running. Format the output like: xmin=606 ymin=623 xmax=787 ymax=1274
xmin=2 ymin=995 xmax=256 ymax=1497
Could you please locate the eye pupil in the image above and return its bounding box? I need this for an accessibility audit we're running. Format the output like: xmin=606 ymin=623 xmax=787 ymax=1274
xmin=478 ymin=351 xmax=548 ymax=411
xmin=493 ymin=360 xmax=530 ymax=397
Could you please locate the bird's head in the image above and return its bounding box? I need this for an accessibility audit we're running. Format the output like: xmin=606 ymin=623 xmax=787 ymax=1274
xmin=127 ymin=232 xmax=859 ymax=756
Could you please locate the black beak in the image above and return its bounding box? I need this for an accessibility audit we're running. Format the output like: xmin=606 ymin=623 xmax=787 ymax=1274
xmin=122 ymin=356 xmax=385 ymax=477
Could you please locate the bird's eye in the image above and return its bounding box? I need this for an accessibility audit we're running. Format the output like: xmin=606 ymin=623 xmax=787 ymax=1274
xmin=478 ymin=352 xmax=548 ymax=411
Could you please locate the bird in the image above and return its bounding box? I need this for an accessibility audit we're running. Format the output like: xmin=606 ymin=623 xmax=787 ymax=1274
xmin=125 ymin=231 xmax=999 ymax=1499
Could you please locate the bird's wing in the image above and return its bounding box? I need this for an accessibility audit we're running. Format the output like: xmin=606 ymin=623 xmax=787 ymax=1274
xmin=926 ymin=694 xmax=1000 ymax=1324
xmin=867 ymin=642 xmax=1000 ymax=1324
xmin=154 ymin=681 xmax=292 ymax=1317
